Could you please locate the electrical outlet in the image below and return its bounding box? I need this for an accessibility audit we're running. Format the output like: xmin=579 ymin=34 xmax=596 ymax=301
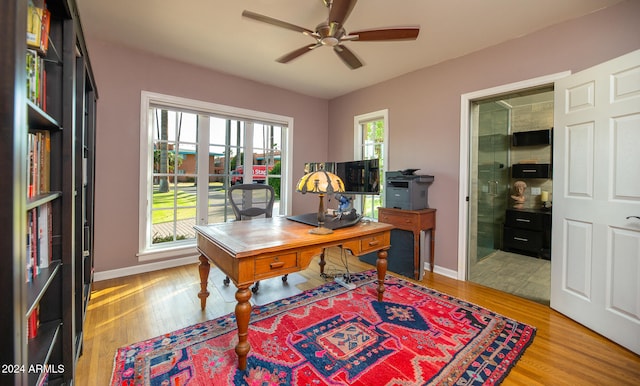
xmin=531 ymin=187 xmax=541 ymax=195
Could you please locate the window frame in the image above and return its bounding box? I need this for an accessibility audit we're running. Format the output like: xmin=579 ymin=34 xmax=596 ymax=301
xmin=138 ymin=91 xmax=293 ymax=261
xmin=353 ymin=109 xmax=389 ymax=220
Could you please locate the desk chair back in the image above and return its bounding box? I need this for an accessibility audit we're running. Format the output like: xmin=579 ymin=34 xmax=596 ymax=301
xmin=228 ymin=183 xmax=275 ymax=221
xmin=227 ymin=183 xmax=281 ymax=292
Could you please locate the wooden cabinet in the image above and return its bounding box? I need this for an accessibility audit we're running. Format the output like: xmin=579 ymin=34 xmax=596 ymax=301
xmin=0 ymin=1 xmax=97 ymax=384
xmin=503 ymin=209 xmax=551 ymax=259
xmin=377 ymin=207 xmax=436 ymax=279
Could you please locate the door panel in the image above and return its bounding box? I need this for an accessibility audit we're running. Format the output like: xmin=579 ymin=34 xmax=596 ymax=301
xmin=567 ymin=122 xmax=594 ymax=197
xmin=614 ymin=115 xmax=640 ymax=199
xmin=552 ymin=49 xmax=640 ymax=354
xmin=610 ymin=227 xmax=640 ymax=318
xmin=564 ymin=219 xmax=592 ymax=299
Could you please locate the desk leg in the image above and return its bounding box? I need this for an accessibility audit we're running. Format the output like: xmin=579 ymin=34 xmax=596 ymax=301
xmin=198 ymin=255 xmax=210 ymax=310
xmin=319 ymin=249 xmax=326 ymax=275
xmin=235 ymin=286 xmax=252 ymax=371
xmin=376 ymin=249 xmax=388 ymax=302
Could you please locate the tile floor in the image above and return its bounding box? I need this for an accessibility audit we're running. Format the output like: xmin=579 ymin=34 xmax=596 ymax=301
xmin=469 ymin=250 xmax=550 ymax=305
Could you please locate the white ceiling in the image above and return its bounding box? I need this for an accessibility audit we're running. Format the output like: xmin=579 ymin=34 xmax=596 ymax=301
xmin=75 ymin=0 xmax=623 ymax=99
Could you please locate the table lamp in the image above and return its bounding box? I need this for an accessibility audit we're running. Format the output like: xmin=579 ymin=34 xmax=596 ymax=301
xmin=296 ymin=169 xmax=345 ymax=234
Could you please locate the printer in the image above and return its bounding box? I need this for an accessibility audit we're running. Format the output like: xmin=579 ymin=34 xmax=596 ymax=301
xmin=385 ymin=170 xmax=434 ymax=210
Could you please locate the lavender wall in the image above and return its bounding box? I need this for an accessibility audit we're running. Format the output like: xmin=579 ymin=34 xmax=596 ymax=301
xmin=327 ymin=0 xmax=640 ymax=272
xmin=88 ymin=40 xmax=328 ymax=272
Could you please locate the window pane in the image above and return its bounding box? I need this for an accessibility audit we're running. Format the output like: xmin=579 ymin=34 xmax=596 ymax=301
xmin=143 ymin=96 xmax=290 ymax=255
xmin=207 ymin=185 xmax=229 ymax=224
xmin=150 ymin=108 xmax=199 ymax=245
xmin=359 ymin=118 xmax=385 ymax=220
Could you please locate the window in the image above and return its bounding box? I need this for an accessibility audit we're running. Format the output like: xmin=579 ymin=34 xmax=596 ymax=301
xmin=138 ymin=92 xmax=292 ymax=260
xmin=353 ymin=109 xmax=388 ymax=220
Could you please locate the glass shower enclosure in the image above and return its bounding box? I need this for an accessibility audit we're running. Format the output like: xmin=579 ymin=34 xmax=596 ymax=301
xmin=468 ymin=100 xmax=510 ymax=269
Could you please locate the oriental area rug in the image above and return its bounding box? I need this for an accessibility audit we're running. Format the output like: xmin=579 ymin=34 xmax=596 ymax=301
xmin=110 ymin=271 xmax=535 ymax=385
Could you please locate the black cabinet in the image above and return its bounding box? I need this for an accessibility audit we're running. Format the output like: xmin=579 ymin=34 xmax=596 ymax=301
xmin=359 ymin=229 xmax=416 ymax=279
xmin=503 ymin=209 xmax=551 ymax=259
xmin=511 ymin=163 xmax=551 ymax=178
xmin=512 ymin=128 xmax=552 ymax=146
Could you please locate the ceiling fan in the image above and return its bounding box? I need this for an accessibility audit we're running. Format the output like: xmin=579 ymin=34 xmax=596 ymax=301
xmin=242 ymin=0 xmax=420 ymax=69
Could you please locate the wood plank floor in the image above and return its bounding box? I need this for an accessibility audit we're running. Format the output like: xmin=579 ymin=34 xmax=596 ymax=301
xmin=76 ymin=249 xmax=640 ymax=385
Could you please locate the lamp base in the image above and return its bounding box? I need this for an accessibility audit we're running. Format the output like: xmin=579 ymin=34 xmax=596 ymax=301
xmin=309 ymin=226 xmax=333 ymax=235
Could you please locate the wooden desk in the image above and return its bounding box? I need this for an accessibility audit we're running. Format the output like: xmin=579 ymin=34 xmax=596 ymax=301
xmin=194 ymin=216 xmax=393 ymax=370
xmin=378 ymin=207 xmax=436 ymax=279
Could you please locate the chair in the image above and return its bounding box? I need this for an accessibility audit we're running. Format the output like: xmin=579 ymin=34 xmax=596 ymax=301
xmin=224 ymin=183 xmax=287 ymax=292
xmin=228 ymin=183 xmax=275 ymax=221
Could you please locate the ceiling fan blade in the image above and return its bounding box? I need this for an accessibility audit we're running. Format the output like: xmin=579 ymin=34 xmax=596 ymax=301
xmin=242 ymin=10 xmax=315 ymax=35
xmin=349 ymin=28 xmax=420 ymax=41
xmin=329 ymin=0 xmax=357 ymax=26
xmin=333 ymin=45 xmax=363 ymax=69
xmin=276 ymin=44 xmax=320 ymax=63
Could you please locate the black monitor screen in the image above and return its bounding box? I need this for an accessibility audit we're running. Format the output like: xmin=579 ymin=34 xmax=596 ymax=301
xmin=303 ymin=160 xmax=380 ymax=195
xmin=335 ymin=159 xmax=380 ymax=195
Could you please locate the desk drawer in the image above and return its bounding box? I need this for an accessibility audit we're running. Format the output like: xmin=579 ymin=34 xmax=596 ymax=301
xmin=360 ymin=234 xmax=386 ymax=254
xmin=255 ymin=253 xmax=297 ymax=279
xmin=379 ymin=212 xmax=415 ymax=231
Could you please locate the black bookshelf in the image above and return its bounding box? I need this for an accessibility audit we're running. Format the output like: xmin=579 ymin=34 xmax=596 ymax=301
xmin=0 ymin=1 xmax=97 ymax=384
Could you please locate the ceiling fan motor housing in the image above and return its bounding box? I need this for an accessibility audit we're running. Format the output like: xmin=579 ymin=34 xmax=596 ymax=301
xmin=317 ymin=22 xmax=342 ymax=46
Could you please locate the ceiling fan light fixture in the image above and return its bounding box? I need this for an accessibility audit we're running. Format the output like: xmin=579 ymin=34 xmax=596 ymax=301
xmin=321 ymin=37 xmax=339 ymax=46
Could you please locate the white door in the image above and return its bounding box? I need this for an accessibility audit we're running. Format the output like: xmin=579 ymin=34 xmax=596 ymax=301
xmin=552 ymin=49 xmax=640 ymax=354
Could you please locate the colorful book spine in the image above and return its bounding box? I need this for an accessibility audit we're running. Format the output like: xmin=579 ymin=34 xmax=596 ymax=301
xmin=27 ymin=130 xmax=51 ymax=198
xmin=26 ymin=0 xmax=50 ymax=54
xmin=26 ymin=202 xmax=53 ymax=282
xmin=26 ymin=1 xmax=43 ymax=49
xmin=37 ymin=203 xmax=50 ymax=269
xmin=27 ymin=305 xmax=39 ymax=340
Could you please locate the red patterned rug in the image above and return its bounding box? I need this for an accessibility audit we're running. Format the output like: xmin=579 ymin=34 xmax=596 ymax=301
xmin=111 ymin=271 xmax=535 ymax=385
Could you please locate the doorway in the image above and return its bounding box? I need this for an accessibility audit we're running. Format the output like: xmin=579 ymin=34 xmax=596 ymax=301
xmin=466 ymin=87 xmax=554 ymax=304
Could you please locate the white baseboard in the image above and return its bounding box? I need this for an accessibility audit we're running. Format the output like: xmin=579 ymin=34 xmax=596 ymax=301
xmin=94 ymin=255 xmax=199 ymax=282
xmin=424 ymin=263 xmax=458 ymax=280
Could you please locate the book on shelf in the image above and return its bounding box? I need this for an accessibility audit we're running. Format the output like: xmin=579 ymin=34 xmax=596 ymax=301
xmin=38 ymin=131 xmax=51 ymax=193
xmin=27 ymin=305 xmax=40 ymax=340
xmin=27 ymin=130 xmax=50 ymax=198
xmin=25 ymin=203 xmax=52 ymax=283
xmin=40 ymin=7 xmax=51 ymax=54
xmin=26 ymin=1 xmax=43 ymax=49
xmin=27 ymin=0 xmax=50 ymax=54
xmin=27 ymin=209 xmax=40 ymax=282
xmin=38 ymin=202 xmax=52 ymax=269
xmin=26 ymin=49 xmax=47 ymax=110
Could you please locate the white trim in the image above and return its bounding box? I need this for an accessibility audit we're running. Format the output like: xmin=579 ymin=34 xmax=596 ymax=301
xmin=94 ymin=254 xmax=199 ymax=282
xmin=196 ymin=116 xmax=211 ymax=225
xmin=430 ymin=264 xmax=458 ymax=280
xmin=353 ymin=109 xmax=389 ymax=160
xmin=138 ymin=91 xmax=294 ymax=260
xmin=353 ymin=109 xmax=389 ymax=215
xmin=137 ymin=244 xmax=198 ymax=262
xmin=457 ymin=71 xmax=571 ymax=280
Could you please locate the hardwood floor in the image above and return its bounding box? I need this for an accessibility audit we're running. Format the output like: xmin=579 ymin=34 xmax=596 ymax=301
xmin=76 ymin=249 xmax=640 ymax=385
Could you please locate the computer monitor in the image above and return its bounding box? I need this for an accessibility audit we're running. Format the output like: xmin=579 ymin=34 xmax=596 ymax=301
xmin=304 ymin=159 xmax=380 ymax=195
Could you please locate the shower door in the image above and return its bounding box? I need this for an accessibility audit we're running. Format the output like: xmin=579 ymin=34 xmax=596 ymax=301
xmin=469 ymin=101 xmax=510 ymax=267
